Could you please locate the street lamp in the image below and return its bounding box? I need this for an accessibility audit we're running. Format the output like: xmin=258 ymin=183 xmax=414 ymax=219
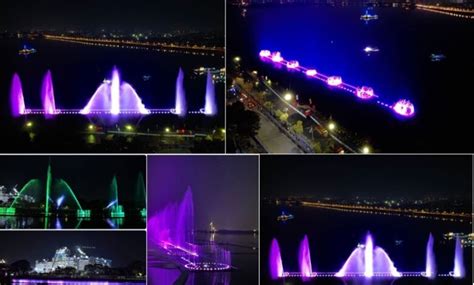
xmin=362 ymin=146 xmax=371 ymax=154
xmin=284 ymin=93 xmax=293 ymax=101
xmin=25 ymin=121 xmax=33 ymax=128
xmin=125 ymin=124 xmax=134 ymax=131
xmin=328 ymin=122 xmax=336 ymax=131
xmin=165 ymin=127 xmax=170 ymax=133
xmin=233 ymin=56 xmax=241 ymax=63
xmin=88 ymin=124 xmax=95 ymax=131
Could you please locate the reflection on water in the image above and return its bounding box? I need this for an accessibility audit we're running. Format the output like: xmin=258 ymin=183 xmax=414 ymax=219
xmin=12 ymin=280 xmax=144 ymax=285
xmin=0 ymin=216 xmax=144 ymax=229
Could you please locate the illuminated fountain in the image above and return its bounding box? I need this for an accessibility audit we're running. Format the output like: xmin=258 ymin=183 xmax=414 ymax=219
xmin=202 ymin=70 xmax=217 ymax=115
xmin=450 ymin=237 xmax=465 ymax=278
xmin=10 ymin=67 xmax=218 ymax=117
xmin=10 ymin=73 xmax=26 ymax=117
xmin=80 ymin=67 xmax=150 ymax=115
xmin=172 ymin=68 xmax=187 ymax=117
xmin=299 ymin=235 xmax=313 ymax=280
xmin=148 ymin=186 xmax=231 ymax=271
xmin=107 ymin=176 xmax=125 ymax=218
xmin=136 ymin=173 xmax=147 ymax=218
xmin=0 ymin=162 xmax=90 ymax=219
xmin=41 ymin=70 xmax=57 ymax=118
xmin=335 ymin=232 xmax=401 ymax=278
xmin=423 ymin=233 xmax=436 ymax=279
xmin=392 ymin=99 xmax=415 ymax=117
xmin=259 ymin=50 xmax=416 ymax=118
xmin=269 ymin=238 xmax=284 ymax=279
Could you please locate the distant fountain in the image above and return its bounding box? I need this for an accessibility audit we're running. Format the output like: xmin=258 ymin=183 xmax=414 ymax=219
xmin=10 ymin=73 xmax=26 ymax=117
xmin=335 ymin=232 xmax=401 ymax=278
xmin=149 ymin=186 xmax=194 ymax=249
xmin=174 ymin=68 xmax=187 ymax=116
xmin=108 ymin=176 xmax=125 ymax=218
xmin=80 ymin=67 xmax=150 ymax=115
xmin=45 ymin=162 xmax=52 ymax=216
xmin=41 ymin=70 xmax=57 ymax=118
xmin=135 ymin=173 xmax=146 ymax=217
xmin=269 ymin=238 xmax=284 ymax=279
xmin=203 ymin=70 xmax=217 ymax=115
xmin=424 ymin=233 xmax=436 ymax=279
xmin=452 ymin=237 xmax=465 ymax=278
xmin=299 ymin=235 xmax=313 ymax=279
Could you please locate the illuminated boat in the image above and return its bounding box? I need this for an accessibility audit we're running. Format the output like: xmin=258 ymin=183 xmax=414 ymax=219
xmin=360 ymin=10 xmax=378 ymax=20
xmin=277 ymin=211 xmax=294 ymax=222
xmin=363 ymin=46 xmax=379 ymax=54
xmin=430 ymin=53 xmax=446 ymax=62
xmin=327 ymin=76 xmax=343 ymax=86
xmin=18 ymin=45 xmax=37 ymax=55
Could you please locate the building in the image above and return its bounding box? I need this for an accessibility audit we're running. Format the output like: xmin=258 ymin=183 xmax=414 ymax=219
xmin=34 ymin=247 xmax=111 ymax=273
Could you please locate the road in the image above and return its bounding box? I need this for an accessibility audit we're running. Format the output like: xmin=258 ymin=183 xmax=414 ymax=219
xmin=255 ymin=111 xmax=303 ymax=153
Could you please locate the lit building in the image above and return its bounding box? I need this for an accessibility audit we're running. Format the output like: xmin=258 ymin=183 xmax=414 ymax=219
xmin=34 ymin=247 xmax=111 ymax=273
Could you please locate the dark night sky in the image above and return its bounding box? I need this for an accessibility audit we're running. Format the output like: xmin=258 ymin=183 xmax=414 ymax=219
xmin=261 ymin=155 xmax=472 ymax=200
xmin=0 ymin=155 xmax=145 ymax=203
xmin=148 ymin=155 xmax=258 ymax=230
xmin=0 ymin=0 xmax=224 ymax=32
xmin=0 ymin=231 xmax=145 ymax=267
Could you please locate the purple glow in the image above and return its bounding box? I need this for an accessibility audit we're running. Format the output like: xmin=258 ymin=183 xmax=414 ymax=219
xmin=269 ymin=238 xmax=284 ymax=279
xmin=41 ymin=70 xmax=57 ymax=118
xmin=259 ymin=49 xmax=271 ymax=57
xmin=306 ymin=69 xmax=317 ymax=76
xmin=452 ymin=237 xmax=465 ymax=278
xmin=392 ymin=99 xmax=415 ymax=117
xmin=148 ymin=186 xmax=194 ymax=251
xmin=174 ymin=68 xmax=187 ymax=117
xmin=271 ymin=51 xmax=283 ymax=62
xmin=425 ymin=233 xmax=436 ymax=279
xmin=10 ymin=73 xmax=26 ymax=117
xmin=335 ymin=232 xmax=401 ymax=278
xmin=327 ymin=76 xmax=343 ymax=86
xmin=299 ymin=235 xmax=313 ymax=279
xmin=356 ymin=86 xmax=375 ymax=100
xmin=287 ymin=60 xmax=299 ymax=69
xmin=203 ymin=70 xmax=217 ymax=116
xmin=259 ymin=50 xmax=417 ymax=118
xmin=80 ymin=67 xmax=150 ymax=115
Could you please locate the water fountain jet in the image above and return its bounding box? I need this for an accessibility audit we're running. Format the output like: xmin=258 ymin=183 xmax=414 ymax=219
xmin=270 ymin=238 xmax=284 ymax=279
xmin=451 ymin=237 xmax=465 ymax=278
xmin=424 ymin=233 xmax=436 ymax=279
xmin=202 ymin=70 xmax=217 ymax=115
xmin=41 ymin=70 xmax=57 ymax=118
xmin=10 ymin=73 xmax=26 ymax=117
xmin=299 ymin=235 xmax=313 ymax=279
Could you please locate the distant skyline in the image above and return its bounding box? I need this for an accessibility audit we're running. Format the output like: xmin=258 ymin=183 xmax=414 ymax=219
xmin=261 ymin=155 xmax=472 ymax=200
xmin=0 ymin=231 xmax=145 ymax=267
xmin=0 ymin=0 xmax=224 ymax=33
xmin=0 ymin=156 xmax=145 ymax=202
xmin=148 ymin=155 xmax=258 ymax=230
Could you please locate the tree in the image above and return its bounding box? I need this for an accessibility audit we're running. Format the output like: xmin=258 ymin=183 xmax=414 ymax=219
xmin=10 ymin=260 xmax=31 ymax=274
xmin=292 ymin=121 xmax=304 ymax=134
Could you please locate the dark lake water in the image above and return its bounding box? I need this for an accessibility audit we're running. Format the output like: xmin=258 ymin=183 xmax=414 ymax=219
xmin=0 ymin=215 xmax=145 ymax=229
xmin=0 ymin=39 xmax=224 ymax=113
xmin=228 ymin=6 xmax=474 ymax=152
xmin=148 ymin=233 xmax=258 ymax=285
xmin=261 ymin=204 xmax=472 ymax=285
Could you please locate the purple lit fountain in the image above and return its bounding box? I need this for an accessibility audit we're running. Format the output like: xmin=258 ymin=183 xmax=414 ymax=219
xmin=173 ymin=68 xmax=187 ymax=117
xmin=269 ymin=238 xmax=284 ymax=279
xmin=299 ymin=235 xmax=313 ymax=280
xmin=335 ymin=232 xmax=401 ymax=278
xmin=451 ymin=237 xmax=465 ymax=278
xmin=80 ymin=67 xmax=150 ymax=115
xmin=148 ymin=186 xmax=230 ymax=271
xmin=423 ymin=233 xmax=436 ymax=279
xmin=202 ymin=70 xmax=217 ymax=115
xmin=41 ymin=70 xmax=57 ymax=118
xmin=10 ymin=73 xmax=26 ymax=117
